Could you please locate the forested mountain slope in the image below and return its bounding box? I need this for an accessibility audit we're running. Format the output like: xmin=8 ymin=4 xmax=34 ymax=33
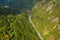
xmin=0 ymin=0 xmax=60 ymax=40
xmin=0 ymin=0 xmax=41 ymax=40
xmin=0 ymin=12 xmax=40 ymax=40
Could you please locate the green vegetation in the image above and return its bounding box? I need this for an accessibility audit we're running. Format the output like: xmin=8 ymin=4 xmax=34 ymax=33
xmin=31 ymin=1 xmax=60 ymax=40
xmin=0 ymin=0 xmax=60 ymax=40
xmin=0 ymin=11 xmax=40 ymax=40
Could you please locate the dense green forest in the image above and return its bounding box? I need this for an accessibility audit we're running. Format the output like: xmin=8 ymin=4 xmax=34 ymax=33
xmin=0 ymin=0 xmax=60 ymax=40
xmin=0 ymin=12 xmax=40 ymax=40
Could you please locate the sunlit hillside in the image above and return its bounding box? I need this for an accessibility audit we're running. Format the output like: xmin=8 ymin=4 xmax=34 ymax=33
xmin=31 ymin=0 xmax=60 ymax=40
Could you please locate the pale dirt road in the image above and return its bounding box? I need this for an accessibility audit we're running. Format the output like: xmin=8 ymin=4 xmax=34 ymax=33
xmin=28 ymin=15 xmax=44 ymax=40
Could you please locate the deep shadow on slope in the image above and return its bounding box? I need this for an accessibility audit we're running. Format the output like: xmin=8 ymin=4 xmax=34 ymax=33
xmin=0 ymin=0 xmax=41 ymax=15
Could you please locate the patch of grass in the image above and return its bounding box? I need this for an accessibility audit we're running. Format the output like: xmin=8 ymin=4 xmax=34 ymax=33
xmin=31 ymin=1 xmax=60 ymax=40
